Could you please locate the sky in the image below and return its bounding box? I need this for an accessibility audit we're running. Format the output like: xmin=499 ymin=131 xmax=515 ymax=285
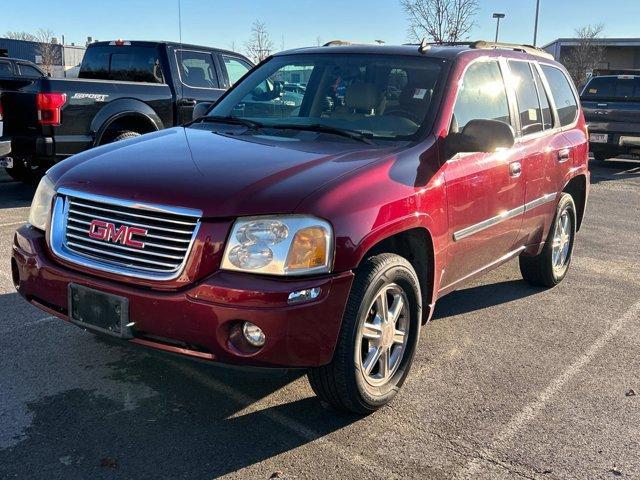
xmin=1 ymin=0 xmax=640 ymax=52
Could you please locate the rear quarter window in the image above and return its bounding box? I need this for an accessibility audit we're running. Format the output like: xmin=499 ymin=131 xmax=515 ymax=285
xmin=541 ymin=65 xmax=578 ymax=127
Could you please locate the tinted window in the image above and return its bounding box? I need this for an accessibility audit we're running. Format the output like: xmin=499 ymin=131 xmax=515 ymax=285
xmin=18 ymin=64 xmax=43 ymax=77
xmin=177 ymin=50 xmax=218 ymax=88
xmin=222 ymin=56 xmax=251 ymax=86
xmin=453 ymin=60 xmax=511 ymax=130
xmin=541 ymin=65 xmax=578 ymax=127
xmin=532 ymin=66 xmax=553 ymax=129
xmin=0 ymin=61 xmax=13 ymax=76
xmin=80 ymin=46 xmax=163 ymax=83
xmin=581 ymin=76 xmax=640 ymax=101
xmin=509 ymin=61 xmax=543 ymax=135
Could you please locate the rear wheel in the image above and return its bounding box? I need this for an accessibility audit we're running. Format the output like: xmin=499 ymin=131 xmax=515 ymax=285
xmin=308 ymin=253 xmax=422 ymax=414
xmin=519 ymin=193 xmax=576 ymax=287
xmin=111 ymin=131 xmax=141 ymax=143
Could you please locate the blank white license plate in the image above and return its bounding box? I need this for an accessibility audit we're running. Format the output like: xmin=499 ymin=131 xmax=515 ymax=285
xmin=590 ymin=133 xmax=608 ymax=143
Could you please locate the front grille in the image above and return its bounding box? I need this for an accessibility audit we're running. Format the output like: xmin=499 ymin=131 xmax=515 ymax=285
xmin=56 ymin=192 xmax=201 ymax=279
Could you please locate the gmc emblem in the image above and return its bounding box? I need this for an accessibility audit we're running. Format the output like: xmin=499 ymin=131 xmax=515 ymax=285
xmin=88 ymin=219 xmax=148 ymax=248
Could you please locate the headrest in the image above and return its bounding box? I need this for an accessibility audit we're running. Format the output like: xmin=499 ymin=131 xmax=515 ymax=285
xmin=187 ymin=68 xmax=206 ymax=84
xmin=345 ymin=83 xmax=379 ymax=111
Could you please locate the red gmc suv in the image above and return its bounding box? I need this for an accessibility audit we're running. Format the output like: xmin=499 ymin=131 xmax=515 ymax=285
xmin=12 ymin=41 xmax=589 ymax=414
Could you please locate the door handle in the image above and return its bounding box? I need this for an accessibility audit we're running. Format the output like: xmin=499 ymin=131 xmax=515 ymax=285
xmin=557 ymin=148 xmax=571 ymax=163
xmin=509 ymin=161 xmax=522 ymax=178
xmin=179 ymin=98 xmax=197 ymax=107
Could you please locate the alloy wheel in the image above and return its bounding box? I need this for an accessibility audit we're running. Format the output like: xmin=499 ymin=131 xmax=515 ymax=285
xmin=356 ymin=283 xmax=410 ymax=387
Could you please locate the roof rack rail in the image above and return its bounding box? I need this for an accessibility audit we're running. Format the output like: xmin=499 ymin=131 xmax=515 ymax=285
xmin=470 ymin=40 xmax=554 ymax=60
xmin=323 ymin=40 xmax=352 ymax=46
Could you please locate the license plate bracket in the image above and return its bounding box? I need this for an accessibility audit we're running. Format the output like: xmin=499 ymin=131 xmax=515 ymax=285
xmin=68 ymin=283 xmax=132 ymax=338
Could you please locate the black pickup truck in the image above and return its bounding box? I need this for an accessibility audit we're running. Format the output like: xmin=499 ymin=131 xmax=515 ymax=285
xmin=0 ymin=40 xmax=253 ymax=182
xmin=581 ymin=74 xmax=640 ymax=162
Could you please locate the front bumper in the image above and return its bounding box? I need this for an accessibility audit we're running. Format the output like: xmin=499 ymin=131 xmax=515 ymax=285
xmin=12 ymin=225 xmax=354 ymax=368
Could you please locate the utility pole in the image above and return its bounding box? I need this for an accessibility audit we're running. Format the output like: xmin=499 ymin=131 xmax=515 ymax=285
xmin=493 ymin=13 xmax=505 ymax=43
xmin=533 ymin=0 xmax=541 ymax=46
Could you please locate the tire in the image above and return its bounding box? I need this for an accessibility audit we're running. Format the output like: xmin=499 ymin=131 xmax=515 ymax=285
xmin=307 ymin=253 xmax=422 ymax=414
xmin=111 ymin=131 xmax=141 ymax=143
xmin=519 ymin=193 xmax=576 ymax=288
xmin=4 ymin=159 xmax=47 ymax=185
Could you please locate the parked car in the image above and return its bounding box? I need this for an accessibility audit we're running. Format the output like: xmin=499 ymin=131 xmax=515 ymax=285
xmin=0 ymin=57 xmax=47 ymax=78
xmin=0 ymin=40 xmax=252 ymax=182
xmin=0 ymin=58 xmax=47 ymax=167
xmin=581 ymin=74 xmax=640 ymax=162
xmin=12 ymin=41 xmax=589 ymax=414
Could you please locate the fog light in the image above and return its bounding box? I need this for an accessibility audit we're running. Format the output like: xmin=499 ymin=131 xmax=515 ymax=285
xmin=288 ymin=287 xmax=321 ymax=304
xmin=242 ymin=322 xmax=265 ymax=347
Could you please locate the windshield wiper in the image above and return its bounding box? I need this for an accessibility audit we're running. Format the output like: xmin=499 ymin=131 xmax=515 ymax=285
xmin=265 ymin=123 xmax=375 ymax=145
xmin=199 ymin=115 xmax=264 ymax=130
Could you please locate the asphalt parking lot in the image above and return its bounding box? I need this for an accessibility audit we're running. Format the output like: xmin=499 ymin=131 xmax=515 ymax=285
xmin=0 ymin=160 xmax=639 ymax=480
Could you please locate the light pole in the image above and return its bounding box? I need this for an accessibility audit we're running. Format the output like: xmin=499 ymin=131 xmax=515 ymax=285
xmin=533 ymin=0 xmax=541 ymax=46
xmin=493 ymin=13 xmax=505 ymax=43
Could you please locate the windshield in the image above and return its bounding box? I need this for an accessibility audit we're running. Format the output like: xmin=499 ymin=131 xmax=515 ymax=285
xmin=582 ymin=76 xmax=640 ymax=102
xmin=206 ymin=53 xmax=445 ymax=141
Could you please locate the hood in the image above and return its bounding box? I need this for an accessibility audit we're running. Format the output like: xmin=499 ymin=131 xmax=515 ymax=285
xmin=49 ymin=127 xmax=395 ymax=218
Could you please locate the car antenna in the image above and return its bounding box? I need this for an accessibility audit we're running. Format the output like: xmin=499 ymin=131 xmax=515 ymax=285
xmin=419 ymin=38 xmax=431 ymax=54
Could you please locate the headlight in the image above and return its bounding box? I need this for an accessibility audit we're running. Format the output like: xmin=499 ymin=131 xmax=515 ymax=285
xmin=221 ymin=216 xmax=333 ymax=276
xmin=28 ymin=175 xmax=56 ymax=231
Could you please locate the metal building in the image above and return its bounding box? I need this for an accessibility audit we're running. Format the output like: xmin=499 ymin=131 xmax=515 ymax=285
xmin=0 ymin=37 xmax=86 ymax=77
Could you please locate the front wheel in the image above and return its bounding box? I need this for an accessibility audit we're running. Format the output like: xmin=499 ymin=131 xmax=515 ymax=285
xmin=307 ymin=253 xmax=422 ymax=414
xmin=519 ymin=193 xmax=576 ymax=287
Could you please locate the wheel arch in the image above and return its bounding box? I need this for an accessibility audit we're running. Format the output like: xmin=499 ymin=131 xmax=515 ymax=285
xmin=562 ymin=174 xmax=588 ymax=231
xmin=355 ymin=225 xmax=436 ymax=324
xmin=91 ymin=99 xmax=164 ymax=146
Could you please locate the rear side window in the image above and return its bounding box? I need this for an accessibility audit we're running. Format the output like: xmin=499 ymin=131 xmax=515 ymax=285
xmin=509 ymin=61 xmax=543 ymax=135
xmin=453 ymin=60 xmax=511 ymax=131
xmin=541 ymin=65 xmax=578 ymax=127
xmin=581 ymin=76 xmax=640 ymax=101
xmin=177 ymin=50 xmax=219 ymax=88
xmin=18 ymin=64 xmax=43 ymax=77
xmin=80 ymin=46 xmax=164 ymax=83
xmin=222 ymin=56 xmax=251 ymax=86
xmin=0 ymin=61 xmax=13 ymax=76
xmin=532 ymin=66 xmax=553 ymax=130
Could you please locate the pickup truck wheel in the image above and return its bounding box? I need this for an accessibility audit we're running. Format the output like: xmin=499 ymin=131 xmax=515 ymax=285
xmin=307 ymin=253 xmax=421 ymax=414
xmin=112 ymin=131 xmax=141 ymax=143
xmin=519 ymin=193 xmax=576 ymax=287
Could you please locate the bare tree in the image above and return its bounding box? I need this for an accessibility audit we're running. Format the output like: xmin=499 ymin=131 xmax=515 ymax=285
xmin=34 ymin=29 xmax=59 ymax=76
xmin=4 ymin=31 xmax=38 ymax=41
xmin=245 ymin=20 xmax=274 ymax=63
xmin=401 ymin=0 xmax=478 ymax=43
xmin=563 ymin=24 xmax=605 ymax=87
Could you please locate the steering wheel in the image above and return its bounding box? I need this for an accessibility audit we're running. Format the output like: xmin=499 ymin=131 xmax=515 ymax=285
xmin=383 ymin=107 xmax=420 ymax=126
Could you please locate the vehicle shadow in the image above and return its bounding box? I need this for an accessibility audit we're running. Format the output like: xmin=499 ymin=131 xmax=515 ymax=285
xmin=0 ymin=171 xmax=35 ymax=209
xmin=0 ymin=295 xmax=362 ymax=479
xmin=432 ymin=279 xmax=544 ymax=320
xmin=589 ymin=158 xmax=640 ymax=185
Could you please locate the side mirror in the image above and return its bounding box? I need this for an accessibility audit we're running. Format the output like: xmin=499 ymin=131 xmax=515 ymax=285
xmin=445 ymin=119 xmax=515 ymax=157
xmin=192 ymin=102 xmax=213 ymax=121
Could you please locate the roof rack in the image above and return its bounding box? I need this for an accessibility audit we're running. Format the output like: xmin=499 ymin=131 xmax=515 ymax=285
xmin=323 ymin=40 xmax=386 ymax=47
xmin=406 ymin=39 xmax=554 ymax=59
xmin=470 ymin=40 xmax=554 ymax=59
